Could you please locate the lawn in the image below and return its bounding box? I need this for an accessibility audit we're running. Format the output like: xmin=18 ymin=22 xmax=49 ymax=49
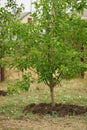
xmin=0 ymin=77 xmax=87 ymax=130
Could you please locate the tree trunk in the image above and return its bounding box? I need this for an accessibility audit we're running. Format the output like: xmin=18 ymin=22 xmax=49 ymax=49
xmin=80 ymin=57 xmax=84 ymax=78
xmin=0 ymin=66 xmax=4 ymax=82
xmin=74 ymin=42 xmax=84 ymax=78
xmin=50 ymin=86 xmax=55 ymax=107
xmin=80 ymin=44 xmax=84 ymax=78
xmin=0 ymin=44 xmax=4 ymax=82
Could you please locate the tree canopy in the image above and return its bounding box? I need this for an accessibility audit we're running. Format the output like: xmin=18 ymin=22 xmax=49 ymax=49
xmin=0 ymin=0 xmax=87 ymax=106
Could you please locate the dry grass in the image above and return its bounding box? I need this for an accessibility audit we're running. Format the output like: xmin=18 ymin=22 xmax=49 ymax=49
xmin=0 ymin=116 xmax=87 ymax=130
xmin=0 ymin=70 xmax=87 ymax=130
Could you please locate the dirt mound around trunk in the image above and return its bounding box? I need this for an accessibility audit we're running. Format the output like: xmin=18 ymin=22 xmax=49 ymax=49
xmin=23 ymin=103 xmax=87 ymax=117
xmin=0 ymin=90 xmax=7 ymax=96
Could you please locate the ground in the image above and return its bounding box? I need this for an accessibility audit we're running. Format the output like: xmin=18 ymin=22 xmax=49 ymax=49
xmin=23 ymin=103 xmax=87 ymax=116
xmin=0 ymin=70 xmax=87 ymax=130
xmin=0 ymin=116 xmax=87 ymax=130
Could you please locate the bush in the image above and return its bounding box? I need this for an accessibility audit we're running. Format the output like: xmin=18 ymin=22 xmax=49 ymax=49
xmin=7 ymin=73 xmax=33 ymax=94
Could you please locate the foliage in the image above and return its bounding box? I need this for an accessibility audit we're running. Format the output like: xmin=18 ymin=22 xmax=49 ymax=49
xmin=62 ymin=16 xmax=87 ymax=77
xmin=30 ymin=0 xmax=87 ymax=105
xmin=7 ymin=73 xmax=32 ymax=94
xmin=0 ymin=0 xmax=24 ymax=66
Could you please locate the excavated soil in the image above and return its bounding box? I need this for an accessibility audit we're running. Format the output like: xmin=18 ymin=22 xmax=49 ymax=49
xmin=23 ymin=103 xmax=87 ymax=117
xmin=0 ymin=90 xmax=7 ymax=96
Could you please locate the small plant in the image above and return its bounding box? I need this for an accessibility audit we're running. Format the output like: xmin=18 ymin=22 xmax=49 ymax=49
xmin=7 ymin=73 xmax=33 ymax=94
xmin=36 ymin=86 xmax=41 ymax=91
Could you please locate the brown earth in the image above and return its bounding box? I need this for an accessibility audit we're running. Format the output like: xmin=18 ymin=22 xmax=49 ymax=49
xmin=0 ymin=116 xmax=87 ymax=130
xmin=23 ymin=103 xmax=87 ymax=117
xmin=0 ymin=90 xmax=7 ymax=96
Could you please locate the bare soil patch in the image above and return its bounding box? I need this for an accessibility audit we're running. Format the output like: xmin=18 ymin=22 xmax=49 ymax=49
xmin=23 ymin=103 xmax=87 ymax=117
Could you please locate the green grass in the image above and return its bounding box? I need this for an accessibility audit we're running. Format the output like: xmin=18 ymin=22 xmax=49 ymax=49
xmin=0 ymin=78 xmax=87 ymax=120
